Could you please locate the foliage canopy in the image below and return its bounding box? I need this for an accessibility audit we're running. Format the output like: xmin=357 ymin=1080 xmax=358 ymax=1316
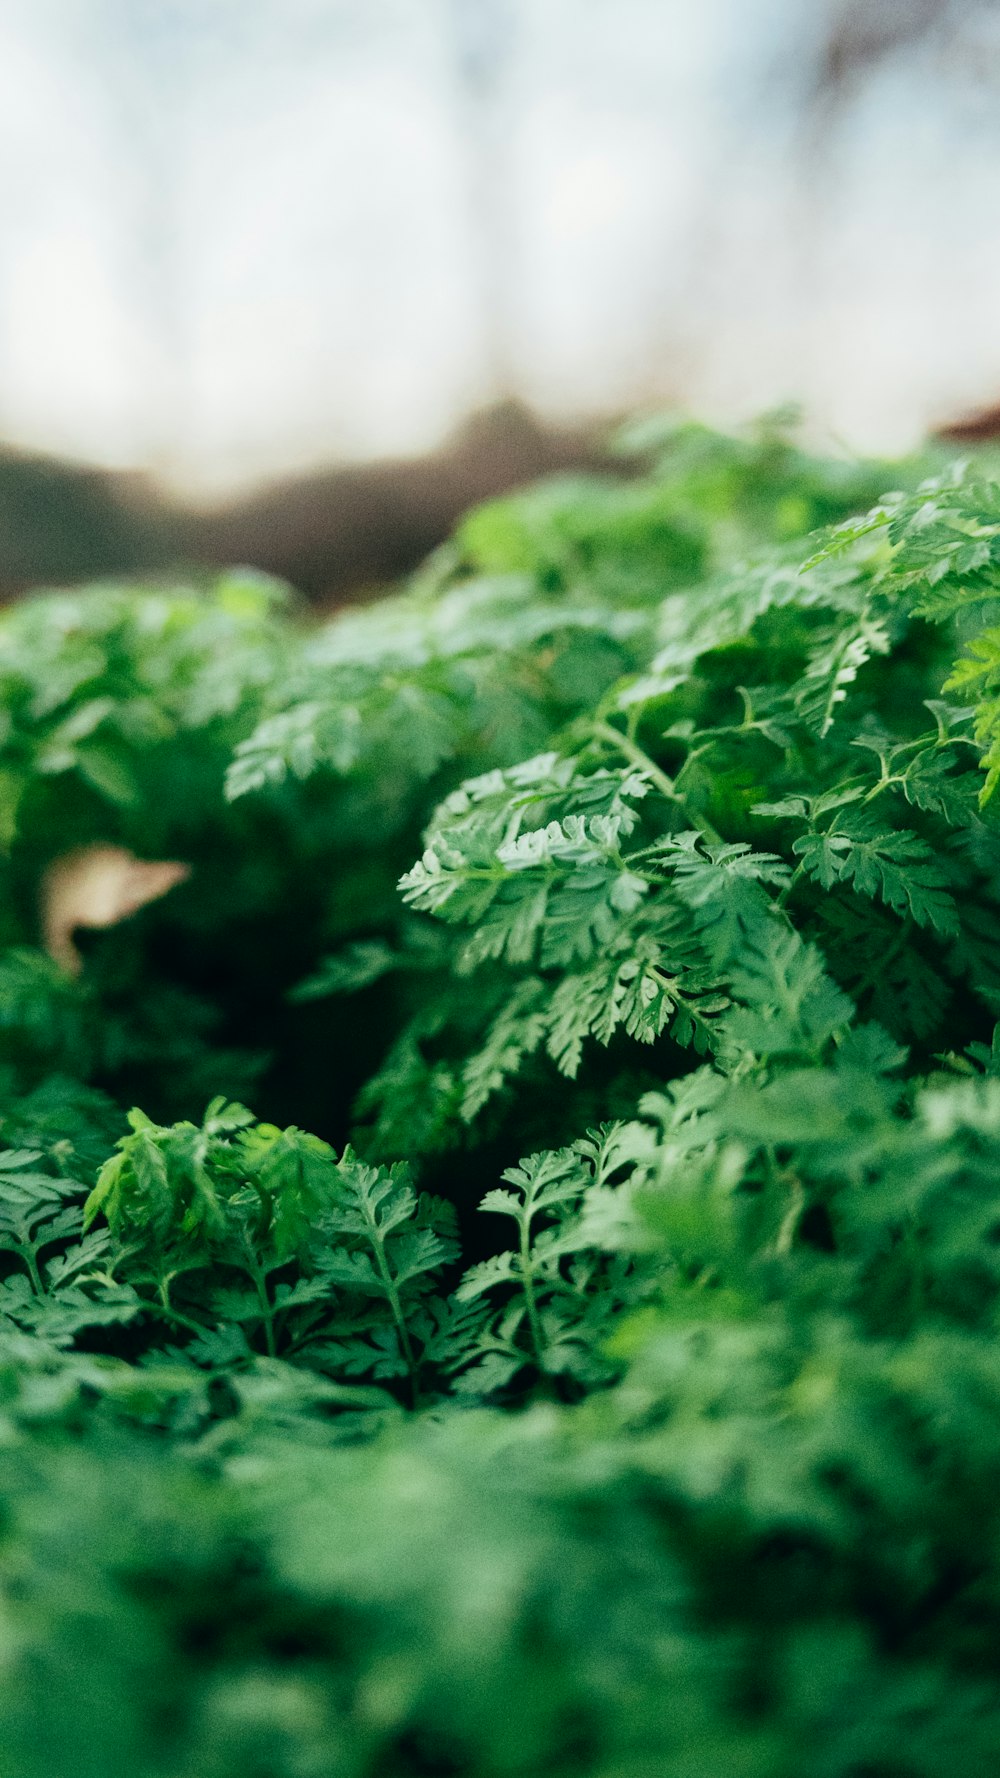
xmin=4 ymin=420 xmax=1000 ymax=1774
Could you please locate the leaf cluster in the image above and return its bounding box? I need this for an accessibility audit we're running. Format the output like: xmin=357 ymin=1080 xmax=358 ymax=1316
xmin=4 ymin=419 xmax=1000 ymax=1776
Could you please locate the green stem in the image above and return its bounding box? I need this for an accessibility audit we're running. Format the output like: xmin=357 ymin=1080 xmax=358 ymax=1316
xmin=776 ymin=861 xmax=808 ymax=909
xmin=17 ymin=1243 xmax=44 ymax=1297
xmin=518 ymin=1209 xmax=546 ymax=1374
xmin=592 ymin=721 xmax=722 ymax=842
xmin=773 ymin=1175 xmax=805 ymax=1256
xmin=255 ymin=1280 xmax=278 ymax=1359
xmin=142 ymin=1300 xmax=214 ymax=1340
xmin=240 ymin=1243 xmax=277 ymax=1358
xmin=592 ymin=720 xmax=680 ymax=801
xmin=365 ymin=1218 xmax=419 ymax=1407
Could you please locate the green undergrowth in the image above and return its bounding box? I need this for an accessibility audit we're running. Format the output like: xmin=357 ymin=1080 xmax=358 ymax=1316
xmin=4 ymin=419 xmax=1000 ymax=1773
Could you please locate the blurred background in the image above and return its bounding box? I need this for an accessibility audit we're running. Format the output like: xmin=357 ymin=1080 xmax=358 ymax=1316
xmin=1 ymin=0 xmax=1000 ymax=598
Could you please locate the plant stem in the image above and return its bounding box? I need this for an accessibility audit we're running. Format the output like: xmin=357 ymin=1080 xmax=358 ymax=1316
xmin=143 ymin=1300 xmax=214 ymax=1340
xmin=592 ymin=720 xmax=680 ymax=801
xmin=591 ymin=721 xmax=722 ymax=841
xmin=518 ymin=1207 xmax=546 ymax=1373
xmin=18 ymin=1243 xmax=44 ymax=1297
xmin=240 ymin=1242 xmax=277 ymax=1358
xmin=773 ymin=1174 xmax=805 ymax=1255
xmin=254 ymin=1276 xmax=278 ymax=1359
xmin=776 ymin=861 xmax=808 ymax=908
xmin=364 ymin=1211 xmax=419 ymax=1407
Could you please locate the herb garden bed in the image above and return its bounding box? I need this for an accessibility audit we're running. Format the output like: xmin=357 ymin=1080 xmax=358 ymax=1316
xmin=3 ymin=420 xmax=1000 ymax=1776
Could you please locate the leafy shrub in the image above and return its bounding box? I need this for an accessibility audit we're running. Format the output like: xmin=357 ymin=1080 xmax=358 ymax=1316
xmin=6 ymin=420 xmax=1000 ymax=1774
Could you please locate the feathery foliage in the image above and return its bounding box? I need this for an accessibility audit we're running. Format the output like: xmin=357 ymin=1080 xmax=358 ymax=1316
xmin=5 ymin=421 xmax=1000 ymax=1774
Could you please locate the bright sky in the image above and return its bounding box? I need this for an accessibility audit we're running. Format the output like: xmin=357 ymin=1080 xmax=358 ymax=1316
xmin=0 ymin=0 xmax=999 ymax=495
